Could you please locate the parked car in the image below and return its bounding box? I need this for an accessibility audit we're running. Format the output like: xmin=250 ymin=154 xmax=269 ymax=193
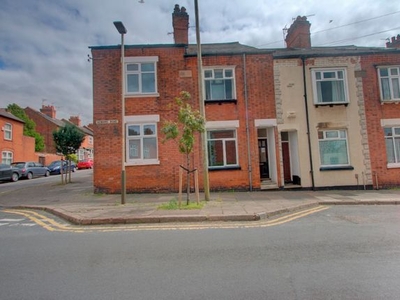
xmin=77 ymin=159 xmax=93 ymax=170
xmin=11 ymin=161 xmax=50 ymax=179
xmin=47 ymin=160 xmax=76 ymax=175
xmin=0 ymin=163 xmax=21 ymax=182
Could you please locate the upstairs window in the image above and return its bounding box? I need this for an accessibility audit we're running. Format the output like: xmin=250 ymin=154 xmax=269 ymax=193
xmin=204 ymin=68 xmax=236 ymax=101
xmin=4 ymin=123 xmax=12 ymax=140
xmin=312 ymin=69 xmax=348 ymax=105
xmin=378 ymin=66 xmax=400 ymax=101
xmin=384 ymin=127 xmax=400 ymax=165
xmin=125 ymin=57 xmax=158 ymax=95
xmin=318 ymin=130 xmax=350 ymax=167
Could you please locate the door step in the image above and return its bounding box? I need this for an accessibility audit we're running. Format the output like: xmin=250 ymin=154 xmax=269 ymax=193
xmin=260 ymin=179 xmax=278 ymax=190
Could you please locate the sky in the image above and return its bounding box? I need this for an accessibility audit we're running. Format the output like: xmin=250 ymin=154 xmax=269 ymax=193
xmin=1 ymin=0 xmax=399 ymax=126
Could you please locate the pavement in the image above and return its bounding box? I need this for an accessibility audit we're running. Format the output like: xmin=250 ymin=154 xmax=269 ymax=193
xmin=1 ymin=172 xmax=400 ymax=226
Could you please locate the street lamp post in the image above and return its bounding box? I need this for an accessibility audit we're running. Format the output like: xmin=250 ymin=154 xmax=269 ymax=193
xmin=194 ymin=0 xmax=210 ymax=201
xmin=114 ymin=21 xmax=127 ymax=205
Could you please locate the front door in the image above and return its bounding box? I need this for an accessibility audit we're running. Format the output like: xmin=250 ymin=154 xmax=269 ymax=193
xmin=282 ymin=141 xmax=292 ymax=183
xmin=258 ymin=139 xmax=269 ymax=178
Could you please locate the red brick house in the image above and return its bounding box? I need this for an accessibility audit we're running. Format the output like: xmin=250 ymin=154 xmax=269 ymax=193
xmin=90 ymin=4 xmax=278 ymax=193
xmin=360 ymin=35 xmax=400 ymax=188
xmin=0 ymin=108 xmax=36 ymax=163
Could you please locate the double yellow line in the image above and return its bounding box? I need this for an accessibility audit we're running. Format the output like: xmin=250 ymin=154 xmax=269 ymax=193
xmin=256 ymin=205 xmax=330 ymax=228
xmin=2 ymin=209 xmax=85 ymax=233
xmin=2 ymin=205 xmax=329 ymax=232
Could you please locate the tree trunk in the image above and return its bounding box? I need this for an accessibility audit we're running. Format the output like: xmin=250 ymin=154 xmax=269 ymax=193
xmin=186 ymin=153 xmax=190 ymax=205
xmin=60 ymin=159 xmax=64 ymax=185
xmin=68 ymin=160 xmax=72 ymax=183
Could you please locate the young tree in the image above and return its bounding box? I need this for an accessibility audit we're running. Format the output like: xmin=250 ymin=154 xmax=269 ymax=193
xmin=162 ymin=91 xmax=205 ymax=204
xmin=7 ymin=104 xmax=45 ymax=152
xmin=53 ymin=123 xmax=85 ymax=184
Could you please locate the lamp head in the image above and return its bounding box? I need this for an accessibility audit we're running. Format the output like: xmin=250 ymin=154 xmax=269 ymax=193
xmin=113 ymin=21 xmax=127 ymax=34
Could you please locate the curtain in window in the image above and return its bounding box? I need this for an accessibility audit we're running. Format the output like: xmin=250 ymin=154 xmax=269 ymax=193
xmin=331 ymin=81 xmax=345 ymax=102
xmin=317 ymin=81 xmax=345 ymax=103
xmin=392 ymin=78 xmax=400 ymax=99
xmin=381 ymin=78 xmax=391 ymax=100
xmin=319 ymin=140 xmax=348 ymax=165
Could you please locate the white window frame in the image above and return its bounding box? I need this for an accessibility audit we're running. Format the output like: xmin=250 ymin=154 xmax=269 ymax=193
xmin=2 ymin=151 xmax=13 ymax=164
xmin=384 ymin=126 xmax=400 ymax=168
xmin=311 ymin=68 xmax=349 ymax=105
xmin=207 ymin=128 xmax=239 ymax=169
xmin=125 ymin=56 xmax=159 ymax=96
xmin=318 ymin=129 xmax=350 ymax=167
xmin=203 ymin=67 xmax=236 ymax=101
xmin=125 ymin=115 xmax=159 ymax=166
xmin=378 ymin=66 xmax=400 ymax=102
xmin=4 ymin=123 xmax=12 ymax=140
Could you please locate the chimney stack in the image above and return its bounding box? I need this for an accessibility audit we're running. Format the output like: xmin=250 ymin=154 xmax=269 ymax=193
xmin=386 ymin=35 xmax=400 ymax=48
xmin=285 ymin=16 xmax=311 ymax=49
xmin=172 ymin=4 xmax=189 ymax=44
xmin=40 ymin=105 xmax=56 ymax=119
xmin=69 ymin=116 xmax=81 ymax=127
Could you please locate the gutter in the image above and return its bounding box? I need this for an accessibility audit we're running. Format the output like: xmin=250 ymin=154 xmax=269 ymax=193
xmin=301 ymin=56 xmax=315 ymax=190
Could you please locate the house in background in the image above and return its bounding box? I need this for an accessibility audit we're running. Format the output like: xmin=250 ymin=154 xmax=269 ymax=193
xmin=90 ymin=4 xmax=400 ymax=193
xmin=62 ymin=116 xmax=94 ymax=161
xmin=25 ymin=105 xmax=94 ymax=165
xmin=0 ymin=108 xmax=36 ymax=164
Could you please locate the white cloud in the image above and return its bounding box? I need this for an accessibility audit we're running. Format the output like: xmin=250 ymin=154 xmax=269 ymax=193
xmin=0 ymin=0 xmax=399 ymax=125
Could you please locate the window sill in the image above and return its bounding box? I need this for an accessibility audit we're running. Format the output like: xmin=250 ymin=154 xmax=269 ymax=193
xmin=387 ymin=163 xmax=400 ymax=169
xmin=125 ymin=160 xmax=160 ymax=166
xmin=381 ymin=100 xmax=400 ymax=105
xmin=209 ymin=166 xmax=241 ymax=171
xmin=315 ymin=102 xmax=348 ymax=108
xmin=205 ymin=99 xmax=237 ymax=105
xmin=125 ymin=93 xmax=160 ymax=98
xmin=320 ymin=166 xmax=354 ymax=171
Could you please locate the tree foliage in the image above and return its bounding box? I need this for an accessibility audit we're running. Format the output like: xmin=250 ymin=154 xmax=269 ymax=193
xmin=53 ymin=123 xmax=85 ymax=184
xmin=162 ymin=91 xmax=205 ymax=156
xmin=53 ymin=123 xmax=85 ymax=156
xmin=161 ymin=91 xmax=205 ymax=204
xmin=7 ymin=103 xmax=45 ymax=152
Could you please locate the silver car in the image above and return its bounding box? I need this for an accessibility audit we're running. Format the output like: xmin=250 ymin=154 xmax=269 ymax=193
xmin=0 ymin=163 xmax=21 ymax=182
xmin=11 ymin=162 xmax=50 ymax=179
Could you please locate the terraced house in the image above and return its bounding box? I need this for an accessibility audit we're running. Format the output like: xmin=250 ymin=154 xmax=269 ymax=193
xmin=90 ymin=5 xmax=400 ymax=193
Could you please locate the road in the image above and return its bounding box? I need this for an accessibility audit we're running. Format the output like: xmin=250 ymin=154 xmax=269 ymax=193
xmin=1 ymin=205 xmax=399 ymax=300
xmin=0 ymin=169 xmax=90 ymax=194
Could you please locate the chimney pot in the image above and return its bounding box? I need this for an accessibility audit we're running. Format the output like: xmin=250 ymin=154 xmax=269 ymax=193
xmin=285 ymin=16 xmax=311 ymax=49
xmin=40 ymin=105 xmax=56 ymax=119
xmin=172 ymin=4 xmax=189 ymax=44
xmin=386 ymin=34 xmax=400 ymax=48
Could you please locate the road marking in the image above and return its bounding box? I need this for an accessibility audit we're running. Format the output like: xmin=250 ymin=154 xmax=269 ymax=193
xmin=0 ymin=218 xmax=24 ymax=222
xmin=0 ymin=223 xmax=9 ymax=226
xmin=2 ymin=206 xmax=330 ymax=233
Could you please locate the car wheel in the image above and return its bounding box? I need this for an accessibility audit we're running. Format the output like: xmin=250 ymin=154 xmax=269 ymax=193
xmin=45 ymin=170 xmax=50 ymax=177
xmin=11 ymin=172 xmax=19 ymax=182
xmin=27 ymin=172 xmax=33 ymax=180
